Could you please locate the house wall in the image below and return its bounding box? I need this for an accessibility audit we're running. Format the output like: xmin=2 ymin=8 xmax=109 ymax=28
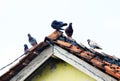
xmin=31 ymin=59 xmax=96 ymax=81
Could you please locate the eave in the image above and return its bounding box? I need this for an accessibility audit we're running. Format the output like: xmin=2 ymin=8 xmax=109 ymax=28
xmin=0 ymin=30 xmax=120 ymax=81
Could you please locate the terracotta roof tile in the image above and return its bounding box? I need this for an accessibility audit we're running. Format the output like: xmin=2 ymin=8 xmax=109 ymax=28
xmin=0 ymin=30 xmax=120 ymax=81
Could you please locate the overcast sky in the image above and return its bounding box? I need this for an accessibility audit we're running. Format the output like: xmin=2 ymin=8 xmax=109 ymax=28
xmin=0 ymin=0 xmax=120 ymax=75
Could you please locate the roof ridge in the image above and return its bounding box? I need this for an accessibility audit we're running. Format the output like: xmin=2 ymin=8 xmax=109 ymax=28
xmin=0 ymin=30 xmax=120 ymax=81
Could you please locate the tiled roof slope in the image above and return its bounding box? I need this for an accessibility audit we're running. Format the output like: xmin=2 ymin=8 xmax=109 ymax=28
xmin=0 ymin=30 xmax=120 ymax=81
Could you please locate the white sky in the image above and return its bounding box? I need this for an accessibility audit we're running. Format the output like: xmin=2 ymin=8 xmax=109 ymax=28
xmin=0 ymin=0 xmax=120 ymax=75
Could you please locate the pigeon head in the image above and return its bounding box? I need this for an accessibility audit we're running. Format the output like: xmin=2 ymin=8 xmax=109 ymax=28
xmin=69 ymin=23 xmax=72 ymax=26
xmin=87 ymin=39 xmax=90 ymax=43
xmin=24 ymin=44 xmax=28 ymax=48
xmin=28 ymin=33 xmax=31 ymax=38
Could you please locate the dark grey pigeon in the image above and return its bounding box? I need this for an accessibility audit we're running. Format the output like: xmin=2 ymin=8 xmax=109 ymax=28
xmin=28 ymin=33 xmax=37 ymax=46
xmin=65 ymin=23 xmax=73 ymax=37
xmin=51 ymin=20 xmax=67 ymax=31
xmin=87 ymin=39 xmax=102 ymax=50
xmin=24 ymin=44 xmax=29 ymax=53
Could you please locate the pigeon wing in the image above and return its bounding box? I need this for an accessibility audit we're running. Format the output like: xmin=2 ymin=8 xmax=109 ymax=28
xmin=89 ymin=40 xmax=102 ymax=49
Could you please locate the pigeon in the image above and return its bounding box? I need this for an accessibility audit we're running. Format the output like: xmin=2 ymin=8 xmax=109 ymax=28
xmin=28 ymin=33 xmax=37 ymax=46
xmin=24 ymin=44 xmax=29 ymax=53
xmin=51 ymin=20 xmax=67 ymax=31
xmin=87 ymin=39 xmax=102 ymax=50
xmin=65 ymin=23 xmax=73 ymax=38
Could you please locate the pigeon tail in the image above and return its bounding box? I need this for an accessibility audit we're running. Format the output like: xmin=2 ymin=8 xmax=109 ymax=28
xmin=94 ymin=46 xmax=102 ymax=50
xmin=61 ymin=23 xmax=67 ymax=27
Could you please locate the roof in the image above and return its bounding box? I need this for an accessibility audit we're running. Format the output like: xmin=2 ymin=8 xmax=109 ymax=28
xmin=0 ymin=30 xmax=120 ymax=81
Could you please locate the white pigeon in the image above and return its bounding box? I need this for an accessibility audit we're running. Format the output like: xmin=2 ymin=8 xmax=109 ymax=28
xmin=87 ymin=39 xmax=102 ymax=50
